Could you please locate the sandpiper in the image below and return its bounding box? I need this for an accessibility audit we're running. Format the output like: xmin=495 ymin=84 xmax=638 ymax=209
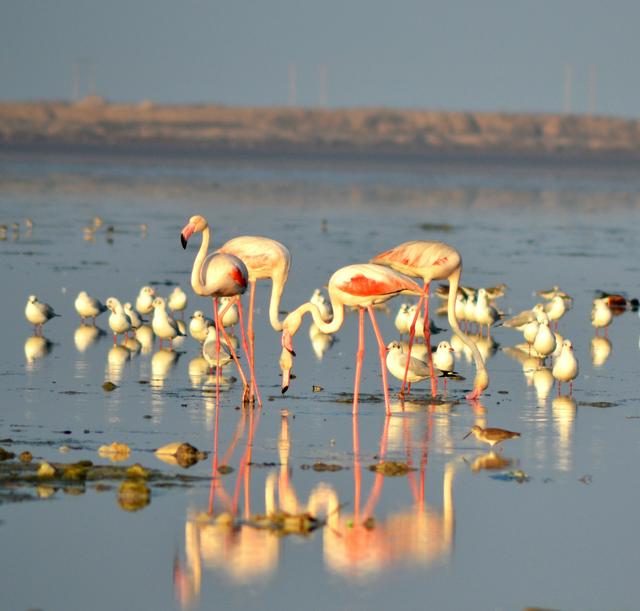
xmin=463 ymin=425 xmax=521 ymax=449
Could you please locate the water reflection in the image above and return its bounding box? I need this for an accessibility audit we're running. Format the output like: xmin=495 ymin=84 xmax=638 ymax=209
xmin=175 ymin=407 xmax=459 ymax=605
xmin=135 ymin=325 xmax=155 ymax=354
xmin=591 ymin=336 xmax=612 ymax=367
xmin=106 ymin=345 xmax=130 ymax=384
xmin=24 ymin=335 xmax=53 ymax=370
xmin=467 ymin=451 xmax=513 ymax=473
xmin=150 ymin=349 xmax=182 ymax=389
xmin=73 ymin=324 xmax=106 ymax=352
xmin=533 ymin=367 xmax=554 ymax=407
xmin=552 ymin=395 xmax=577 ymax=472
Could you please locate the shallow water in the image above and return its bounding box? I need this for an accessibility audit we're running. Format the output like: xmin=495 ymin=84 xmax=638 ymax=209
xmin=2 ymin=153 xmax=640 ymax=610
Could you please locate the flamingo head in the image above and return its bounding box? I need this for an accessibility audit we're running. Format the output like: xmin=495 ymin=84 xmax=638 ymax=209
xmin=281 ymin=310 xmax=305 ymax=356
xmin=466 ymin=369 xmax=489 ymax=401
xmin=180 ymin=215 xmax=208 ymax=249
xmin=279 ymin=347 xmax=294 ymax=394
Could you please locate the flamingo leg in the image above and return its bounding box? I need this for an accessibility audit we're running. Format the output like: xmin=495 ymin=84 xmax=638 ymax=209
xmin=367 ymin=305 xmax=391 ymax=416
xmin=401 ymin=293 xmax=426 ymax=396
xmin=352 ymin=308 xmax=365 ymax=416
xmin=214 ymin=298 xmax=221 ymax=410
xmin=236 ymin=297 xmax=262 ymax=407
xmin=352 ymin=413 xmax=361 ymax=525
xmin=248 ymin=280 xmax=256 ymax=375
xmin=218 ymin=316 xmax=251 ymax=404
xmin=421 ymin=282 xmax=437 ymax=397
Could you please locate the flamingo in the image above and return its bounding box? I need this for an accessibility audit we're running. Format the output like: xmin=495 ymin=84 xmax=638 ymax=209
xmin=217 ymin=235 xmax=291 ymax=390
xmin=180 ymin=215 xmax=260 ymax=405
xmin=279 ymin=263 xmax=422 ymax=414
xmin=370 ymin=240 xmax=488 ymax=400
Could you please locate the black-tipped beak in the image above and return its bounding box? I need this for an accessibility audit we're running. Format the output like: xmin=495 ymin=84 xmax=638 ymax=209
xmin=180 ymin=233 xmax=188 ymax=249
xmin=287 ymin=348 xmax=296 ymax=357
xmin=282 ymin=385 xmax=289 ymax=394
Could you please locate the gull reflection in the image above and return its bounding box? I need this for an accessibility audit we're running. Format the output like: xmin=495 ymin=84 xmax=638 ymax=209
xmin=106 ymin=345 xmax=130 ymax=384
xmin=309 ymin=323 xmax=335 ymax=360
xmin=552 ymin=395 xmax=576 ymax=472
xmin=451 ymin=333 xmax=497 ymax=365
xmin=188 ymin=357 xmax=209 ymax=387
xmin=122 ymin=336 xmax=142 ymax=355
xmin=24 ymin=335 xmax=53 ymax=370
xmin=502 ymin=346 xmax=543 ymax=386
xmin=590 ymin=335 xmax=612 ymax=367
xmin=135 ymin=325 xmax=154 ymax=354
xmin=74 ymin=324 xmax=105 ymax=352
xmin=151 ymin=349 xmax=181 ymax=389
xmin=533 ymin=367 xmax=554 ymax=407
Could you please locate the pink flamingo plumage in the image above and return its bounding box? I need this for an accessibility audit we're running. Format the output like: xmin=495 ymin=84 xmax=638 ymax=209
xmin=180 ymin=215 xmax=260 ymax=406
xmin=371 ymin=240 xmax=488 ymax=400
xmin=217 ymin=236 xmax=291 ymax=400
xmin=280 ymin=263 xmax=422 ymax=414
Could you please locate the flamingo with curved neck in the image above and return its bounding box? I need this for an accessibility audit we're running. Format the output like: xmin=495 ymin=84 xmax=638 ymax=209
xmin=280 ymin=263 xmax=422 ymax=414
xmin=371 ymin=240 xmax=488 ymax=401
xmin=181 ymin=215 xmax=260 ymax=406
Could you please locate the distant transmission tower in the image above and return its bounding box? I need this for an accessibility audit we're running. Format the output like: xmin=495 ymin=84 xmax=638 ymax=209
xmin=319 ymin=64 xmax=328 ymax=107
xmin=588 ymin=65 xmax=597 ymax=115
xmin=288 ymin=64 xmax=297 ymax=106
xmin=563 ymin=64 xmax=573 ymax=114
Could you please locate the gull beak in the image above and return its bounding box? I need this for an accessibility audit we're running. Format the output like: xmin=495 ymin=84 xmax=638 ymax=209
xmin=449 ymin=347 xmax=454 ymax=352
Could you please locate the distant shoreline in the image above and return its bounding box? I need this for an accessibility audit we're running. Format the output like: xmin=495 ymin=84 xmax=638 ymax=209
xmin=2 ymin=98 xmax=640 ymax=167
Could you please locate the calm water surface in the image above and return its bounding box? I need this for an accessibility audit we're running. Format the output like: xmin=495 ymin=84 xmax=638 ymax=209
xmin=1 ymin=154 xmax=640 ymax=611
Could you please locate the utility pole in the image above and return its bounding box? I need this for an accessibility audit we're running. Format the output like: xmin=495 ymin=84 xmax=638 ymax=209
xmin=563 ymin=64 xmax=573 ymax=114
xmin=319 ymin=64 xmax=328 ymax=107
xmin=588 ymin=65 xmax=597 ymax=115
xmin=288 ymin=64 xmax=297 ymax=107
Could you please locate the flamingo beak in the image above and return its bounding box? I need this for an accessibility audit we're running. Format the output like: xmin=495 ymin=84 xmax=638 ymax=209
xmin=281 ymin=329 xmax=296 ymax=357
xmin=180 ymin=223 xmax=195 ymax=249
xmin=282 ymin=368 xmax=291 ymax=394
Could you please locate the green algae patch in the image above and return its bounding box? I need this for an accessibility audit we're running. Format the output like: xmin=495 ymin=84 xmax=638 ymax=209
xmin=368 ymin=461 xmax=415 ymax=476
xmin=118 ymin=481 xmax=151 ymax=512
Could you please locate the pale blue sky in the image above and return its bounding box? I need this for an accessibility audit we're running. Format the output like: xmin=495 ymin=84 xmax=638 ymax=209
xmin=2 ymin=0 xmax=640 ymax=117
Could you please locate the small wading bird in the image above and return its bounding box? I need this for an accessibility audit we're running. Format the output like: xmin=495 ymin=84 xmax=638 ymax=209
xmin=386 ymin=341 xmax=430 ymax=392
xmin=105 ymin=297 xmax=131 ymax=345
xmin=552 ymin=339 xmax=579 ymax=395
xmin=151 ymin=297 xmax=185 ymax=349
xmin=371 ymin=240 xmax=489 ymax=400
xmin=202 ymin=326 xmax=233 ymax=374
xmin=591 ymin=298 xmax=612 ymax=335
xmin=280 ymin=263 xmax=423 ymax=414
xmin=25 ymin=295 xmax=60 ymax=334
xmin=180 ymin=215 xmax=259 ymax=405
xmin=168 ymin=286 xmax=188 ymax=318
xmin=135 ymin=286 xmax=156 ymax=315
xmin=433 ymin=341 xmax=456 ymax=392
xmin=464 ymin=425 xmax=521 ymax=449
xmin=74 ymin=291 xmax=107 ymax=325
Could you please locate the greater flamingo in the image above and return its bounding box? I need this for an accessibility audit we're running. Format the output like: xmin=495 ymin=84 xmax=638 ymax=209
xmin=279 ymin=263 xmax=422 ymax=414
xmin=217 ymin=235 xmax=291 ymax=387
xmin=180 ymin=215 xmax=260 ymax=405
xmin=371 ymin=240 xmax=488 ymax=400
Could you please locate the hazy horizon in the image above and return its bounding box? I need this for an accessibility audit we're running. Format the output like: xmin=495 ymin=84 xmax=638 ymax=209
xmin=3 ymin=1 xmax=640 ymax=118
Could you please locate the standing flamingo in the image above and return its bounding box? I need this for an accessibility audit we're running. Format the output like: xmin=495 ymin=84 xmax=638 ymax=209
xmin=371 ymin=240 xmax=488 ymax=400
xmin=180 ymin=216 xmax=260 ymax=405
xmin=217 ymin=236 xmax=291 ymax=396
xmin=279 ymin=263 xmax=422 ymax=414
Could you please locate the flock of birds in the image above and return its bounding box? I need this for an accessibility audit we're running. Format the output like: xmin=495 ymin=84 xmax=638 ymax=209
xmin=21 ymin=213 xmax=636 ymax=449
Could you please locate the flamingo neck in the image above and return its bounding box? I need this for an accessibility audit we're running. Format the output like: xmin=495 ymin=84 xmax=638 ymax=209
xmin=191 ymin=226 xmax=211 ymax=295
xmin=447 ymin=267 xmax=488 ymax=385
xmin=291 ymin=299 xmax=345 ymax=336
xmin=268 ymin=274 xmax=286 ymax=331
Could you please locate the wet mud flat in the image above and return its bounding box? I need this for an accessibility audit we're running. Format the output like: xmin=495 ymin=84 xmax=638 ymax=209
xmin=2 ymin=154 xmax=640 ymax=610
